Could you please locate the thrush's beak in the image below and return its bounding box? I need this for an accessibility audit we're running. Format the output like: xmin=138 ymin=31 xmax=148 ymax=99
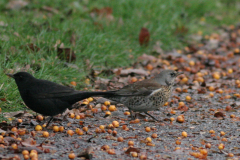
xmin=6 ymin=73 xmax=14 ymax=78
xmin=176 ymin=72 xmax=184 ymax=76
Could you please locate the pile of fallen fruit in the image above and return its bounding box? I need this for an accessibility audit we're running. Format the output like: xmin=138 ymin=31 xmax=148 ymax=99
xmin=1 ymin=24 xmax=240 ymax=159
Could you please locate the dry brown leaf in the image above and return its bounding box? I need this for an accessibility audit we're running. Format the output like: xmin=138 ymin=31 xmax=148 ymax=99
xmin=42 ymin=6 xmax=59 ymax=14
xmin=21 ymin=138 xmax=38 ymax=147
xmin=70 ymin=33 xmax=76 ymax=46
xmin=20 ymin=43 xmax=40 ymax=52
xmin=214 ymin=112 xmax=225 ymax=118
xmin=125 ymin=147 xmax=141 ymax=154
xmin=57 ymin=48 xmax=76 ymax=62
xmin=138 ymin=54 xmax=157 ymax=61
xmin=6 ymin=0 xmax=28 ymax=10
xmin=3 ymin=111 xmax=32 ymax=118
xmin=139 ymin=28 xmax=150 ymax=46
xmin=120 ymin=69 xmax=148 ymax=76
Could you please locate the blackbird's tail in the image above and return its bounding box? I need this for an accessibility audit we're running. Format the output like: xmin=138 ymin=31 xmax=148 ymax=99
xmin=80 ymin=91 xmax=119 ymax=99
xmin=65 ymin=91 xmax=120 ymax=104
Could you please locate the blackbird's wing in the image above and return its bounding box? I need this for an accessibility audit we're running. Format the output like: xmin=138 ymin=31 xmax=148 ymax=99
xmin=115 ymin=79 xmax=163 ymax=96
xmin=30 ymin=79 xmax=79 ymax=99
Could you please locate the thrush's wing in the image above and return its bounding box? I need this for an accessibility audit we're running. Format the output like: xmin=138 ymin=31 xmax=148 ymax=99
xmin=114 ymin=79 xmax=163 ymax=96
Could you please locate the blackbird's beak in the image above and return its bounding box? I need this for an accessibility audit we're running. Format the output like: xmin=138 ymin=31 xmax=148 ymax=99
xmin=176 ymin=72 xmax=184 ymax=76
xmin=6 ymin=73 xmax=14 ymax=78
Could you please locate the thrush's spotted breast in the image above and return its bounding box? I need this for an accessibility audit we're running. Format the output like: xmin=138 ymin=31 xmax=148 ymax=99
xmin=102 ymin=70 xmax=183 ymax=121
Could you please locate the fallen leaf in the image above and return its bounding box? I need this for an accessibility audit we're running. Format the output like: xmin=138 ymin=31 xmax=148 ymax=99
xmin=90 ymin=7 xmax=114 ymax=21
xmin=20 ymin=43 xmax=40 ymax=52
xmin=0 ymin=98 xmax=7 ymax=101
xmin=91 ymin=7 xmax=112 ymax=16
xmin=119 ymin=69 xmax=148 ymax=76
xmin=0 ymin=21 xmax=8 ymax=27
xmin=3 ymin=136 xmax=20 ymax=145
xmin=41 ymin=6 xmax=59 ymax=14
xmin=174 ymin=25 xmax=188 ymax=35
xmin=6 ymin=0 xmax=28 ymax=10
xmin=57 ymin=48 xmax=76 ymax=62
xmin=70 ymin=33 xmax=76 ymax=46
xmin=21 ymin=138 xmax=37 ymax=147
xmin=139 ymin=28 xmax=150 ymax=46
xmin=93 ymin=22 xmax=103 ymax=30
xmin=138 ymin=54 xmax=157 ymax=61
xmin=178 ymin=105 xmax=189 ymax=112
xmin=197 ymin=88 xmax=207 ymax=94
xmin=3 ymin=111 xmax=32 ymax=118
xmin=125 ymin=147 xmax=141 ymax=154
xmin=214 ymin=112 xmax=225 ymax=118
xmin=114 ymin=68 xmax=122 ymax=75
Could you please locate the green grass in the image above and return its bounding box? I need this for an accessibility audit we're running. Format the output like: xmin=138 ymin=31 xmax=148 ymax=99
xmin=0 ymin=0 xmax=240 ymax=114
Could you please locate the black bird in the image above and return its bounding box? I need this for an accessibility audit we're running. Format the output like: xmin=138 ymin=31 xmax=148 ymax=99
xmin=6 ymin=72 xmax=124 ymax=126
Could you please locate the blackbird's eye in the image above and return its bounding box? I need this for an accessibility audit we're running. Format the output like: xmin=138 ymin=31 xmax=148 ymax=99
xmin=170 ymin=73 xmax=175 ymax=77
xmin=15 ymin=74 xmax=23 ymax=80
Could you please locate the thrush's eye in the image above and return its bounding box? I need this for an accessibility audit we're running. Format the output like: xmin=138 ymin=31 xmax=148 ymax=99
xmin=170 ymin=73 xmax=175 ymax=77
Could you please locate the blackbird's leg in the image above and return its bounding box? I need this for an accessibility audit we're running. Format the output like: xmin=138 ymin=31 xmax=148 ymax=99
xmin=45 ymin=116 xmax=54 ymax=127
xmin=144 ymin=112 xmax=161 ymax=122
xmin=39 ymin=116 xmax=51 ymax=125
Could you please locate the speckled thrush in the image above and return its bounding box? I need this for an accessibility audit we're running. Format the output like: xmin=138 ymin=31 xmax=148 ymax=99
xmin=103 ymin=70 xmax=183 ymax=121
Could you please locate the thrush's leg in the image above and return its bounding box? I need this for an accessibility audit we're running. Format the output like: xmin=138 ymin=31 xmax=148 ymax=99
xmin=129 ymin=110 xmax=135 ymax=120
xmin=144 ymin=112 xmax=161 ymax=122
